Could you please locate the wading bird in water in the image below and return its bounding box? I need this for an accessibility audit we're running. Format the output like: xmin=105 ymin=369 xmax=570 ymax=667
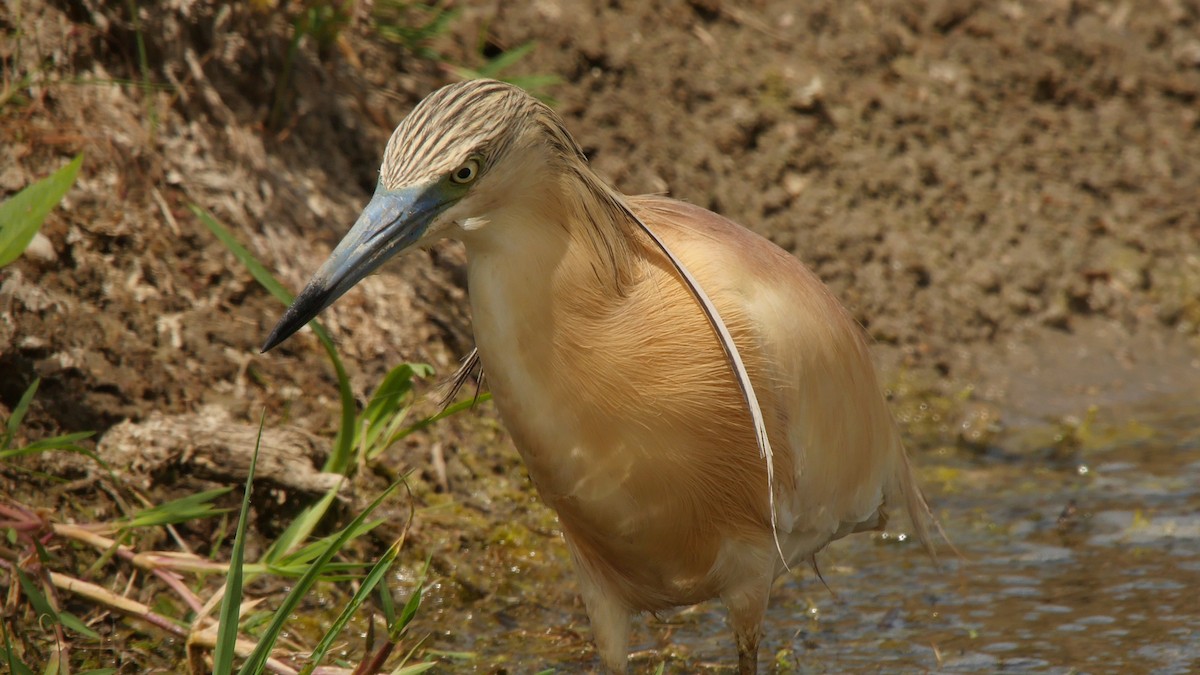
xmin=263 ymin=79 xmax=937 ymax=673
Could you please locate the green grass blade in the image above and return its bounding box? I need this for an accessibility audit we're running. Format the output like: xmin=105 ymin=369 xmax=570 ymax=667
xmin=272 ymin=519 xmax=384 ymax=570
xmin=373 ymin=1 xmax=457 ymax=54
xmin=1 ymin=431 xmax=98 ymax=462
xmin=190 ymin=204 xmax=357 ymax=474
xmin=237 ymin=481 xmax=402 ymax=675
xmin=2 ymin=378 xmax=40 ymax=451
xmin=0 ymin=445 xmax=96 ymax=463
xmin=262 ymin=480 xmax=341 ymax=564
xmin=57 ymin=610 xmax=100 ymax=639
xmin=190 ymin=206 xmax=295 ymax=306
xmin=390 ymin=634 xmax=434 ymax=674
xmin=0 ymin=154 xmax=82 ymax=268
xmin=19 ymin=430 xmax=96 ymax=450
xmin=474 ymin=41 xmax=535 ymax=77
xmin=362 ymin=363 xmax=434 ymax=458
xmin=258 ymin=561 xmax=369 ymax=582
xmin=124 ymin=487 xmax=233 ymax=530
xmin=213 ymin=411 xmax=265 ymax=675
xmin=2 ymin=620 xmax=36 ymax=675
xmin=377 ymin=570 xmax=397 ymax=626
xmin=14 ymin=568 xmax=57 ymax=626
xmin=362 ymin=364 xmax=431 ymax=436
xmin=385 ymin=392 xmax=491 ymax=448
xmin=299 ymin=535 xmax=405 ymax=675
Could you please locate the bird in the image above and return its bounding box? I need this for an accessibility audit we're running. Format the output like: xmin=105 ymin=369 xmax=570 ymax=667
xmin=262 ymin=78 xmax=937 ymax=674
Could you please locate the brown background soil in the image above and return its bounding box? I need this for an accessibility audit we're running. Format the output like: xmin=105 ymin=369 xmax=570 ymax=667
xmin=2 ymin=0 xmax=1199 ymax=670
xmin=4 ymin=0 xmax=1199 ymax=442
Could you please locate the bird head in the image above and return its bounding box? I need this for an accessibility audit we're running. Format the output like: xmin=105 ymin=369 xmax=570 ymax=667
xmin=261 ymin=79 xmax=572 ymax=352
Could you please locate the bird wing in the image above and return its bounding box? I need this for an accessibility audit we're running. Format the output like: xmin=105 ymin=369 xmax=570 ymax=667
xmin=628 ymin=195 xmax=934 ymax=561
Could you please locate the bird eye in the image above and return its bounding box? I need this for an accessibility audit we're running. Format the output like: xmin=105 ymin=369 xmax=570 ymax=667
xmin=450 ymin=158 xmax=480 ymax=185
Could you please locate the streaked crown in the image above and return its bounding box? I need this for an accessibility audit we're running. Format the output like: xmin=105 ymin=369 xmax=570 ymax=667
xmin=379 ymin=79 xmax=579 ymax=190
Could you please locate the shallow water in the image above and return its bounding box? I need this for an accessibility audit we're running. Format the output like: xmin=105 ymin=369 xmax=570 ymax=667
xmin=671 ymin=396 xmax=1200 ymax=673
xmin=412 ymin=392 xmax=1200 ymax=673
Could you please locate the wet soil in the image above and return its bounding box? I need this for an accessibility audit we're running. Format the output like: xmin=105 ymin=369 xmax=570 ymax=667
xmin=2 ymin=0 xmax=1199 ymax=672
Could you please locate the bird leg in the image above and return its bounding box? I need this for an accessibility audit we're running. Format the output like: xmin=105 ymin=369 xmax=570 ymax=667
xmin=735 ymin=626 xmax=762 ymax=675
xmin=722 ymin=576 xmax=772 ymax=675
xmin=575 ymin=565 xmax=632 ymax=673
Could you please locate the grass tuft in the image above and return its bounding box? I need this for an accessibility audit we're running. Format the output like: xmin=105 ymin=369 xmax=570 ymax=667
xmin=213 ymin=411 xmax=264 ymax=675
xmin=0 ymin=154 xmax=82 ymax=268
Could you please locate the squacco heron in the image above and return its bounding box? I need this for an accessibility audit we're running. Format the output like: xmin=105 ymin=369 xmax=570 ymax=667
xmin=263 ymin=79 xmax=936 ymax=673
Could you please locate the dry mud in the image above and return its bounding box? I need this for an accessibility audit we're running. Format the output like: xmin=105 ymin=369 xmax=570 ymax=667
xmin=4 ymin=1 xmax=1199 ymax=441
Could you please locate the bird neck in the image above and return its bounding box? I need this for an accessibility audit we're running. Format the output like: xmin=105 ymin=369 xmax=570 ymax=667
xmin=458 ymin=162 xmax=648 ymax=395
xmin=556 ymin=166 xmax=644 ymax=289
xmin=459 ymin=164 xmax=653 ymax=495
xmin=461 ymin=161 xmax=644 ymax=292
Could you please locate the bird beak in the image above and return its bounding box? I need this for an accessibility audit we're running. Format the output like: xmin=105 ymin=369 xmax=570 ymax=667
xmin=261 ymin=182 xmax=452 ymax=352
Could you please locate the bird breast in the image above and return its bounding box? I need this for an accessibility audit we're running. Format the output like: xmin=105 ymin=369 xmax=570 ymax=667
xmin=462 ymin=206 xmax=791 ymax=609
xmin=460 ymin=195 xmax=899 ymax=609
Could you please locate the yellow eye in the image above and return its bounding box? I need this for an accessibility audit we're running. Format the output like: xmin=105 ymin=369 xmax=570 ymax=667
xmin=450 ymin=158 xmax=480 ymax=185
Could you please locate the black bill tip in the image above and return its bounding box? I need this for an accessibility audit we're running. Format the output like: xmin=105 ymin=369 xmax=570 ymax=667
xmin=260 ymin=281 xmax=334 ymax=353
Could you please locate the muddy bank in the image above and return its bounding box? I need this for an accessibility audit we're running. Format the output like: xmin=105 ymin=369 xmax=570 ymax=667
xmin=4 ymin=1 xmax=1198 ymax=442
